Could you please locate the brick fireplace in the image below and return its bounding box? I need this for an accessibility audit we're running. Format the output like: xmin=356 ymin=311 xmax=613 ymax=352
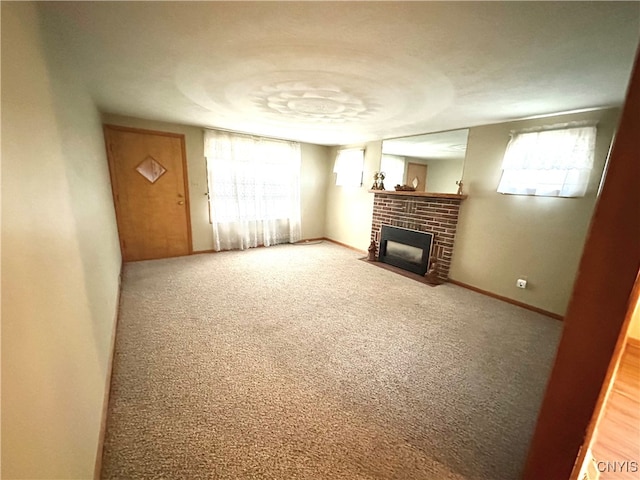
xmin=370 ymin=191 xmax=465 ymax=281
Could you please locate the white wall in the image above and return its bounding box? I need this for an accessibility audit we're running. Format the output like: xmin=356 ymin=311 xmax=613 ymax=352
xmin=101 ymin=114 xmax=330 ymax=249
xmin=324 ymin=141 xmax=381 ymax=251
xmin=421 ymin=157 xmax=465 ymax=193
xmin=396 ymin=155 xmax=464 ymax=193
xmin=1 ymin=3 xmax=122 ymax=478
xmin=324 ymin=110 xmax=619 ymax=315
xmin=449 ymin=108 xmax=620 ymax=316
xmin=300 ymin=143 xmax=331 ymax=239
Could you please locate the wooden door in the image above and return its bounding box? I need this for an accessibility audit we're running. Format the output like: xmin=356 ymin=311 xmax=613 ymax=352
xmin=406 ymin=162 xmax=428 ymax=192
xmin=104 ymin=125 xmax=192 ymax=261
xmin=522 ymin=47 xmax=640 ymax=479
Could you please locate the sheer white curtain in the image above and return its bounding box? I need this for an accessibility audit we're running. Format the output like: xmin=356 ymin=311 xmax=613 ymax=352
xmin=497 ymin=125 xmax=597 ymax=197
xmin=204 ymin=130 xmax=302 ymax=251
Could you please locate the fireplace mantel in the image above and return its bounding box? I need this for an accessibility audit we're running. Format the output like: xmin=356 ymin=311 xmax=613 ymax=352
xmin=368 ymin=190 xmax=467 ymax=200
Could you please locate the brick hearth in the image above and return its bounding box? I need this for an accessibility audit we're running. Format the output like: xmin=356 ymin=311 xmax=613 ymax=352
xmin=370 ymin=192 xmax=465 ymax=281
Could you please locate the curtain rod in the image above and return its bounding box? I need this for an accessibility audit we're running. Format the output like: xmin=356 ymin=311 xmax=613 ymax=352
xmin=202 ymin=126 xmax=299 ymax=145
xmin=510 ymin=120 xmax=598 ymax=136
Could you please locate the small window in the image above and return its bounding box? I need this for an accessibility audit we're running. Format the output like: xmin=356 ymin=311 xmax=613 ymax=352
xmin=380 ymin=154 xmax=405 ymax=190
xmin=333 ymin=148 xmax=364 ymax=187
xmin=497 ymin=125 xmax=597 ymax=197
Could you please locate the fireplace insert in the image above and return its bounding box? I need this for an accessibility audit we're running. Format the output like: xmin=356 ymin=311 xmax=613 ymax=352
xmin=378 ymin=225 xmax=434 ymax=275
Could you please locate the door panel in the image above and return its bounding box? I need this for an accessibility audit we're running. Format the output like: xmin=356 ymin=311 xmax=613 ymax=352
xmin=406 ymin=162 xmax=428 ymax=192
xmin=105 ymin=125 xmax=191 ymax=261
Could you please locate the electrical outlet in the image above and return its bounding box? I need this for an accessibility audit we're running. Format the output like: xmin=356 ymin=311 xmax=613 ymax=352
xmin=517 ymin=278 xmax=527 ymax=289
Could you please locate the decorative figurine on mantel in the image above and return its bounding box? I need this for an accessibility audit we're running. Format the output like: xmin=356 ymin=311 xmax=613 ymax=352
xmin=367 ymin=240 xmax=377 ymax=261
xmin=456 ymin=180 xmax=464 ymax=195
xmin=371 ymin=171 xmax=386 ymax=190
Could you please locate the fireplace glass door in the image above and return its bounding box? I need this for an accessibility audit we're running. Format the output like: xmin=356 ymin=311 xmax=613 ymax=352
xmin=378 ymin=225 xmax=434 ymax=275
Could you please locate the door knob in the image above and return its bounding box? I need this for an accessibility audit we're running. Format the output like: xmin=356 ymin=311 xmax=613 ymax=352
xmin=177 ymin=201 xmax=184 ymax=205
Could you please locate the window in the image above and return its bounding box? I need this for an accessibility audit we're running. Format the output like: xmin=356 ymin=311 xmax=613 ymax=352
xmin=380 ymin=154 xmax=405 ymax=190
xmin=204 ymin=129 xmax=301 ymax=251
xmin=206 ymin=141 xmax=297 ymax=223
xmin=497 ymin=125 xmax=597 ymax=197
xmin=333 ymin=148 xmax=364 ymax=187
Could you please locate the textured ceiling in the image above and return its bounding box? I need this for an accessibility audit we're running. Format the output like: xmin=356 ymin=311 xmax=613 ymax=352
xmin=39 ymin=2 xmax=640 ymax=146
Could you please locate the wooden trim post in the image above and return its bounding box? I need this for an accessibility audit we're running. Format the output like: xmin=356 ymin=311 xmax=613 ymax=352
xmin=522 ymin=47 xmax=640 ymax=479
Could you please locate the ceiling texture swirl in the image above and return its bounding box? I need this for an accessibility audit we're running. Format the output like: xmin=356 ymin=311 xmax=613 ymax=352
xmin=39 ymin=1 xmax=640 ymax=145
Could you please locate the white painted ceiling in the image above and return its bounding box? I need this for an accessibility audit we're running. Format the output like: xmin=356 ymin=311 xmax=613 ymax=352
xmin=39 ymin=2 xmax=640 ymax=146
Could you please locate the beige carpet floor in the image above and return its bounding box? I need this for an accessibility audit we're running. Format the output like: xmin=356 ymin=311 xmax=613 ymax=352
xmin=101 ymin=241 xmax=562 ymax=480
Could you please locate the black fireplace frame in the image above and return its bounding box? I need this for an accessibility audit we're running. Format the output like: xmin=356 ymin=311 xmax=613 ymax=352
xmin=378 ymin=225 xmax=434 ymax=275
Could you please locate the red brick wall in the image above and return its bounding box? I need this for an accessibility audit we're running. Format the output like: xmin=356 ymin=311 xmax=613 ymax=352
xmin=370 ymin=193 xmax=462 ymax=280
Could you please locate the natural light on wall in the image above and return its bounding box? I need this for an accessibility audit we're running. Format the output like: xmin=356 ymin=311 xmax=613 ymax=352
xmin=497 ymin=125 xmax=597 ymax=197
xmin=334 ymin=148 xmax=365 ymax=187
xmin=380 ymin=154 xmax=405 ymax=190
